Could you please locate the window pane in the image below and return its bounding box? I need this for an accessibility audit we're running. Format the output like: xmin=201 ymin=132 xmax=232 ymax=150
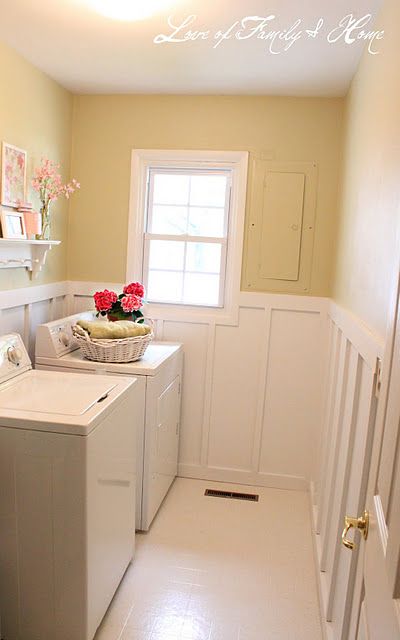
xmin=186 ymin=242 xmax=221 ymax=274
xmin=149 ymin=240 xmax=184 ymax=270
xmin=151 ymin=205 xmax=187 ymax=235
xmin=189 ymin=174 xmax=228 ymax=207
xmin=187 ymin=207 xmax=225 ymax=237
xmin=153 ymin=173 xmax=190 ymax=205
xmin=183 ymin=273 xmax=220 ymax=305
xmin=148 ymin=270 xmax=183 ymax=303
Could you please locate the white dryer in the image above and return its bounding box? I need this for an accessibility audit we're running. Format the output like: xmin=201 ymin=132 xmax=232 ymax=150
xmin=35 ymin=312 xmax=183 ymax=531
xmin=0 ymin=333 xmax=139 ymax=640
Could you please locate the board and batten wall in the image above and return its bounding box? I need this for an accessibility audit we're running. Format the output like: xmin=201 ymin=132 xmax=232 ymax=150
xmin=311 ymin=302 xmax=383 ymax=639
xmin=61 ymin=95 xmax=344 ymax=490
xmin=0 ymin=281 xmax=328 ymax=491
xmin=0 ymin=275 xmax=386 ymax=640
xmin=72 ymin=283 xmax=328 ymax=489
xmin=312 ymin=4 xmax=400 ymax=635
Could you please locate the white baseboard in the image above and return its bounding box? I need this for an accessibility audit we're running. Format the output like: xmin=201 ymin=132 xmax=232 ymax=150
xmin=178 ymin=463 xmax=308 ymax=492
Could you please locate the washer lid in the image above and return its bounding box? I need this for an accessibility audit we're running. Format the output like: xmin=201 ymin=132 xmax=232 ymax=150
xmin=0 ymin=372 xmax=117 ymax=416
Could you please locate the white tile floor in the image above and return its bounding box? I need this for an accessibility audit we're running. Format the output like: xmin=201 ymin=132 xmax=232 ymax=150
xmin=95 ymin=479 xmax=322 ymax=640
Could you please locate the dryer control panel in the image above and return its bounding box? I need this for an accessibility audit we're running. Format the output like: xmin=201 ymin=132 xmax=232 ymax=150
xmin=0 ymin=334 xmax=31 ymax=383
xmin=36 ymin=311 xmax=96 ymax=359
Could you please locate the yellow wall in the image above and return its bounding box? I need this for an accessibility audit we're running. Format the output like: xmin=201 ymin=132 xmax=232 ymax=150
xmin=0 ymin=41 xmax=73 ymax=289
xmin=332 ymin=0 xmax=400 ymax=339
xmin=69 ymin=95 xmax=343 ymax=296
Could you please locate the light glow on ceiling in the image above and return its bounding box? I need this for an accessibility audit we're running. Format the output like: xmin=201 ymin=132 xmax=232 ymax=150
xmin=85 ymin=0 xmax=172 ymax=21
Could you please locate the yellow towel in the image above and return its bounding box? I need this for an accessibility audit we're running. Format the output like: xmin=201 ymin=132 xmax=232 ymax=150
xmin=77 ymin=319 xmax=151 ymax=339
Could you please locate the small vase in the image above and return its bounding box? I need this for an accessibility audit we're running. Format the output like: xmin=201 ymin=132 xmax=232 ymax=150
xmin=37 ymin=202 xmax=51 ymax=240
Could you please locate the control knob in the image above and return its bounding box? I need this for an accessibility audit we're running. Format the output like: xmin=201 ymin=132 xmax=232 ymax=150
xmin=59 ymin=331 xmax=70 ymax=347
xmin=7 ymin=346 xmax=23 ymax=365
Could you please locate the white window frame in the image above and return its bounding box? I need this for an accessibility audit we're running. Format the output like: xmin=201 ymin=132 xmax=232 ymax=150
xmin=144 ymin=166 xmax=232 ymax=308
xmin=126 ymin=149 xmax=248 ymax=324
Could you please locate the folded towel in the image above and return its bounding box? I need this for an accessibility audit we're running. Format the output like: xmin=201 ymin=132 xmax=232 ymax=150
xmin=76 ymin=319 xmax=151 ymax=340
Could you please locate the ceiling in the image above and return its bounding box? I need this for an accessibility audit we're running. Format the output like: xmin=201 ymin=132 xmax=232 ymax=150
xmin=0 ymin=0 xmax=383 ymax=96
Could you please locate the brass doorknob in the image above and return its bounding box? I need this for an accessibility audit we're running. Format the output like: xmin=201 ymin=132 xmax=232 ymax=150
xmin=342 ymin=511 xmax=369 ymax=550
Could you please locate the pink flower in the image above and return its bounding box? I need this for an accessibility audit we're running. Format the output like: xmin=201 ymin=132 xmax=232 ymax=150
xmin=123 ymin=281 xmax=145 ymax=298
xmin=121 ymin=294 xmax=142 ymax=313
xmin=94 ymin=289 xmax=117 ymax=313
xmin=31 ymin=157 xmax=80 ymax=204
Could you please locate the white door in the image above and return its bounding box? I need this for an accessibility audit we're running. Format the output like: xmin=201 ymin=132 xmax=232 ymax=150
xmin=353 ymin=278 xmax=400 ymax=639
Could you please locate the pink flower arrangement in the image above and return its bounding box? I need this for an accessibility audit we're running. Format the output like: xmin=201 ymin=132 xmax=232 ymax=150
xmin=93 ymin=289 xmax=118 ymax=313
xmin=123 ymin=281 xmax=145 ymax=298
xmin=31 ymin=157 xmax=80 ymax=240
xmin=94 ymin=282 xmax=146 ymax=322
xmin=121 ymin=294 xmax=142 ymax=313
xmin=32 ymin=158 xmax=80 ymax=203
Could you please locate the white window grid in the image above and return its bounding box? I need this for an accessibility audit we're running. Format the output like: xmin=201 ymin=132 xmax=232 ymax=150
xmin=142 ymin=167 xmax=232 ymax=308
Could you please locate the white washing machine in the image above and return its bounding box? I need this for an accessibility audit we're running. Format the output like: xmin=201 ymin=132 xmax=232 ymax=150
xmin=35 ymin=312 xmax=183 ymax=531
xmin=0 ymin=333 xmax=139 ymax=640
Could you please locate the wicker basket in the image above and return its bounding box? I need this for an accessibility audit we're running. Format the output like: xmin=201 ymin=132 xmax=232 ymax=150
xmin=72 ymin=325 xmax=153 ymax=363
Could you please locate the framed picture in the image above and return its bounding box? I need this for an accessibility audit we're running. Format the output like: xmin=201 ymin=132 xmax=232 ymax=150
xmin=0 ymin=210 xmax=27 ymax=239
xmin=1 ymin=142 xmax=27 ymax=208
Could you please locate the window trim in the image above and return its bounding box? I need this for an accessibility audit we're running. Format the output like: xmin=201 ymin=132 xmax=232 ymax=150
xmin=127 ymin=149 xmax=248 ymax=324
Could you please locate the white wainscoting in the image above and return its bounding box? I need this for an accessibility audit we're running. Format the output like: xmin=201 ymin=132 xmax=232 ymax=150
xmin=0 ymin=282 xmax=70 ymax=358
xmin=311 ymin=301 xmax=384 ymax=640
xmin=71 ymin=283 xmax=329 ymax=491
xmin=0 ymin=281 xmax=328 ymax=492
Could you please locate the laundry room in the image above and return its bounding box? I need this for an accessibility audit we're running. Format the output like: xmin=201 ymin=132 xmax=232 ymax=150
xmin=0 ymin=1 xmax=399 ymax=639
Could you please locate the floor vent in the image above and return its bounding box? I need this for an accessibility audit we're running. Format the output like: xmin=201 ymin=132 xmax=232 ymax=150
xmin=204 ymin=489 xmax=259 ymax=502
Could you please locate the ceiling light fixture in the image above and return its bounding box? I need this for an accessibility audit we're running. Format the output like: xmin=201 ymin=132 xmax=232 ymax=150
xmin=85 ymin=0 xmax=172 ymax=21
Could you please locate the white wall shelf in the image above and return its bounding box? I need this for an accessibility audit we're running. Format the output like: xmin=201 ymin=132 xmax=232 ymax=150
xmin=0 ymin=239 xmax=60 ymax=279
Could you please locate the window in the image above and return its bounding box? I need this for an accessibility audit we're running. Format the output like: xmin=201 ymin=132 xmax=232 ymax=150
xmin=127 ymin=150 xmax=248 ymax=322
xmin=144 ymin=168 xmax=231 ymax=307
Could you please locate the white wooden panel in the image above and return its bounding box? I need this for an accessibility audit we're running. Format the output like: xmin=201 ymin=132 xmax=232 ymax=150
xmin=324 ymin=347 xmax=360 ymax=617
xmin=259 ymin=309 xmax=323 ymax=481
xmin=73 ymin=295 xmax=95 ymax=314
xmin=377 ymin=309 xmax=400 ymax=518
xmin=162 ymin=321 xmax=209 ymax=467
xmin=207 ymin=307 xmax=265 ymax=471
xmin=330 ymin=358 xmax=375 ymax=636
xmin=28 ymin=300 xmax=52 ymax=357
xmin=312 ymin=301 xmax=380 ymax=640
xmin=53 ymin=296 xmax=67 ymax=320
xmin=312 ymin=317 xmax=334 ymax=507
xmin=0 ymin=283 xmax=69 ymax=361
xmin=0 ymin=306 xmax=25 ymax=342
xmin=319 ymin=333 xmax=350 ymax=570
xmin=316 ymin=323 xmax=341 ymax=533
xmin=329 ymin=301 xmax=384 ymax=366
